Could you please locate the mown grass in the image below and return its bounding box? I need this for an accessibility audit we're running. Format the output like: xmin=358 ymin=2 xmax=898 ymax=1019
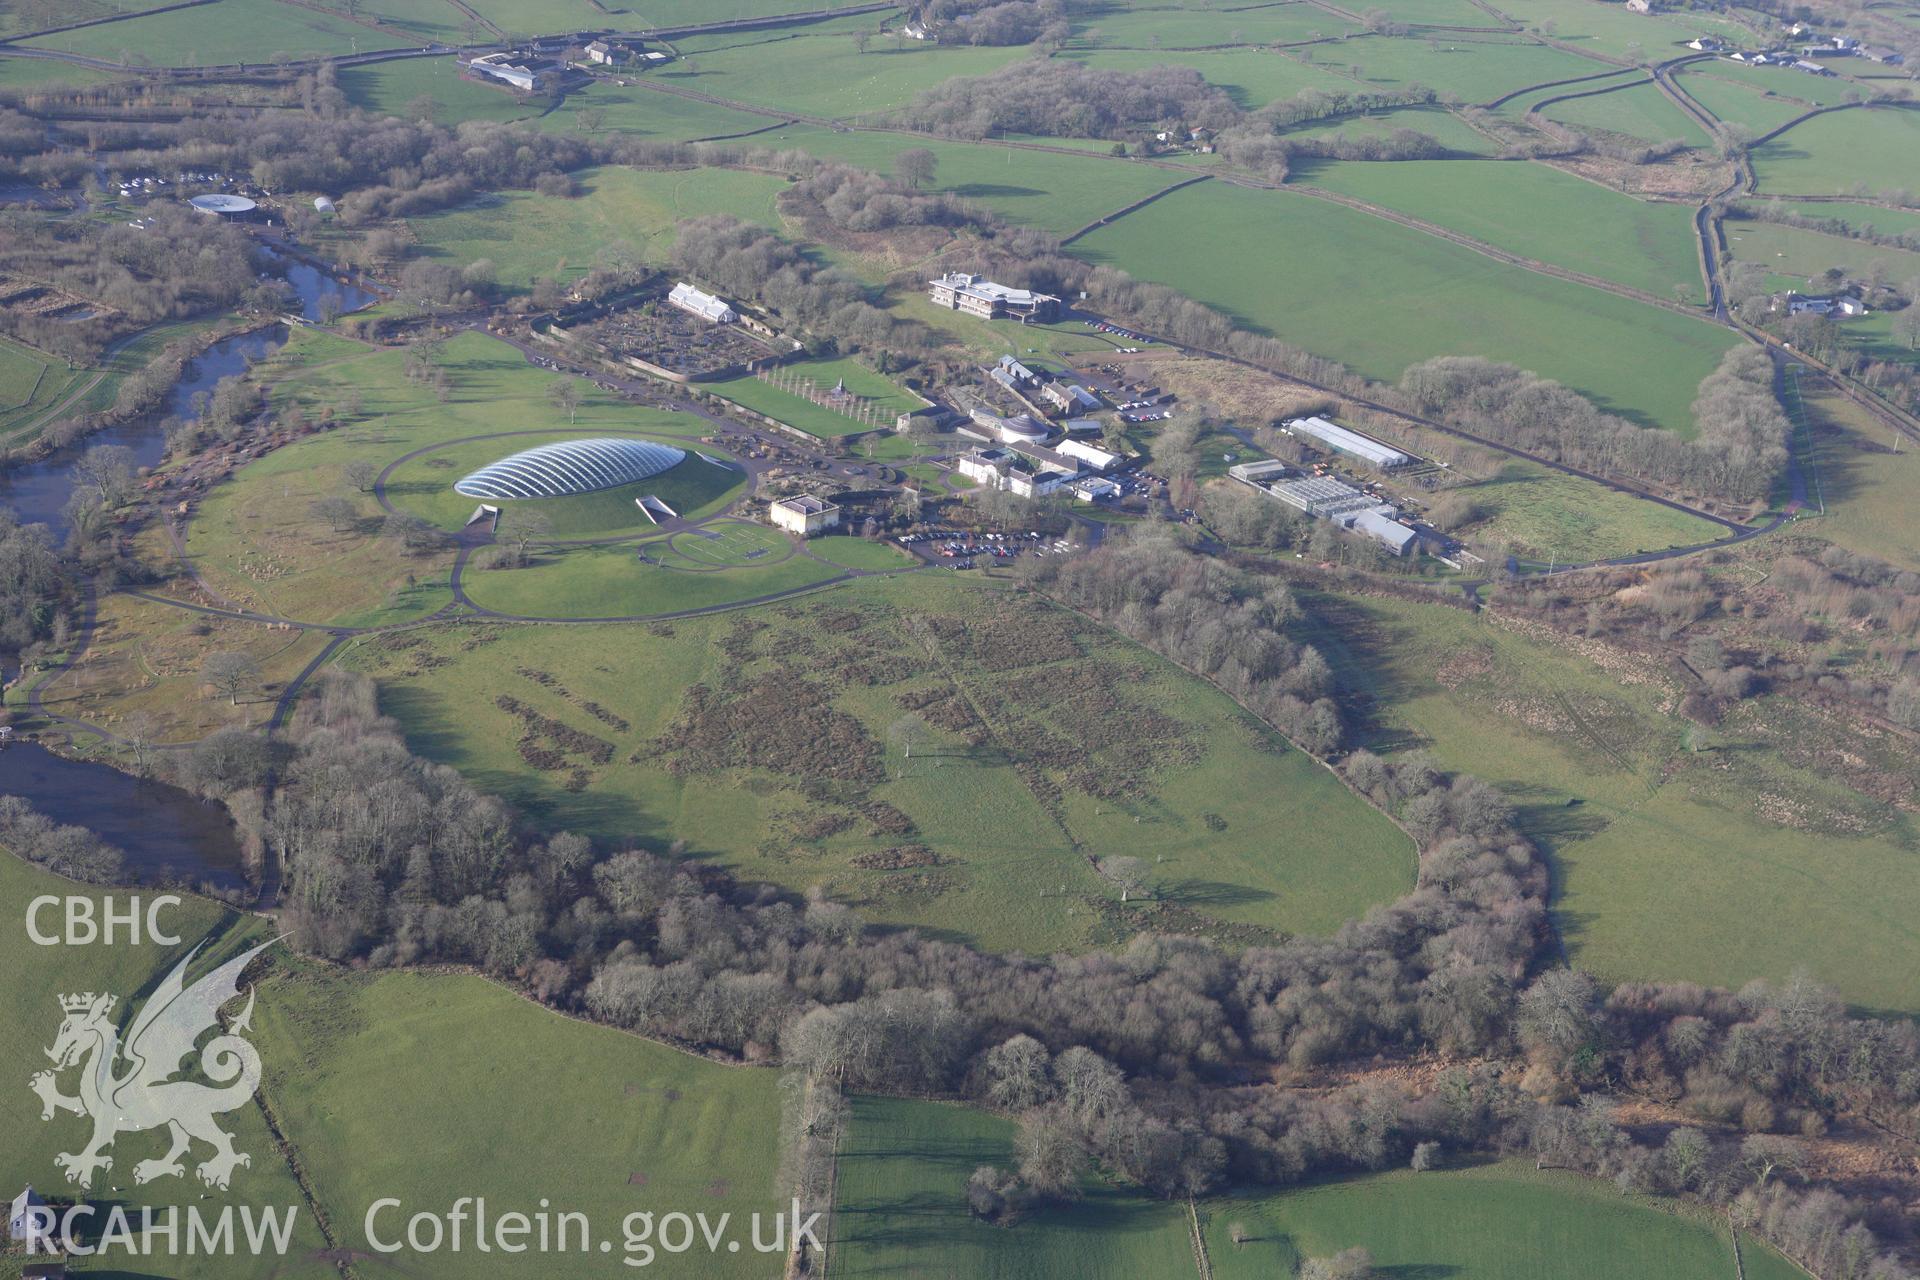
xmin=805 ymin=534 xmax=915 ymax=570
xmin=1445 ymin=459 xmax=1729 ymax=562
xmin=23 ymin=0 xmax=410 ymax=62
xmin=184 ymin=328 xmax=731 ymax=626
xmin=253 ymin=962 xmax=785 ymax=1279
xmin=656 ymin=35 xmax=1027 ymax=120
xmin=1290 ymin=157 xmax=1707 ymax=303
xmin=0 ymin=854 xmax=336 ymax=1280
xmin=1279 ymin=103 xmax=1500 ymax=156
xmin=460 ymin=536 xmax=839 ymax=618
xmin=1203 ymin=1161 xmax=1805 ymax=1280
xmin=1074 ymin=181 xmax=1737 ymax=431
xmin=1300 ymin=585 xmax=1920 ymax=1015
xmin=0 ymin=337 xmax=84 ymax=448
xmin=407 ymin=165 xmax=787 ymax=293
xmin=831 ymin=1095 xmax=1197 ymax=1279
xmin=346 ymin=572 xmax=1413 ymax=952
xmin=1755 ymin=107 xmax=1920 ymax=194
xmin=706 ymin=355 xmax=922 ymax=439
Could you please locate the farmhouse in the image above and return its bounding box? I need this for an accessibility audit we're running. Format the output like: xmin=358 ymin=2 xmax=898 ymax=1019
xmin=927 ymin=272 xmax=1061 ymax=323
xmin=1778 ymin=293 xmax=1866 ymax=317
xmin=584 ymin=39 xmax=635 ymax=65
xmin=1041 ymin=382 xmax=1102 ymax=414
xmin=10 ymin=1186 xmax=52 ymax=1243
xmin=1285 ymin=415 xmax=1411 ymax=469
xmin=668 ymin=282 xmax=737 ymax=324
xmin=769 ymin=494 xmax=840 ymax=536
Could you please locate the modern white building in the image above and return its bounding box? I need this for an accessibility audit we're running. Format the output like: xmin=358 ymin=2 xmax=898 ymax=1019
xmin=928 ymin=272 xmax=1060 ymax=323
xmin=1284 ymin=416 xmax=1411 ymax=469
xmin=668 ymin=282 xmax=737 ymax=324
xmin=769 ymin=494 xmax=840 ymax=535
xmin=1054 ymin=438 xmax=1121 ymax=471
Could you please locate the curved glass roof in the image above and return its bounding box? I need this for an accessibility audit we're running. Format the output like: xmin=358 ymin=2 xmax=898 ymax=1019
xmin=454 ymin=437 xmax=686 ymax=500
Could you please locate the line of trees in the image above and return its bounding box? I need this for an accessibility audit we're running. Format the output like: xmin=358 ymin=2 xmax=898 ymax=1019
xmin=895 ymin=59 xmax=1241 ymax=141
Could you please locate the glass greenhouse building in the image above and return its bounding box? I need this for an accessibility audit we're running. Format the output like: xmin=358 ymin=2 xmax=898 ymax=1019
xmin=454 ymin=438 xmax=687 ymax=500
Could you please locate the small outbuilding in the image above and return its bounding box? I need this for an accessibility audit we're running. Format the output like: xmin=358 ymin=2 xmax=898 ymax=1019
xmin=770 ymin=494 xmax=840 ymax=536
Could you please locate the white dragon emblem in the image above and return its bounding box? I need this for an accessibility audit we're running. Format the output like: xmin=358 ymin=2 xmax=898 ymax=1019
xmin=29 ymin=939 xmax=274 ymax=1192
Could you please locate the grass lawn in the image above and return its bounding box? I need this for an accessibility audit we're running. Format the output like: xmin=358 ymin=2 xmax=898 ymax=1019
xmin=346 ymin=572 xmax=1413 ymax=952
xmin=766 ymin=125 xmax=1184 ymax=239
xmin=806 ymin=533 xmax=916 ymax=570
xmin=0 ymin=854 xmax=336 ymax=1280
xmin=1722 ymin=217 xmax=1920 ymax=290
xmin=1672 ymin=68 xmax=1813 ymax=135
xmin=1539 ymin=79 xmax=1712 ymax=146
xmin=1203 ymin=1161 xmax=1804 ymax=1280
xmin=23 ymin=0 xmax=411 ymax=63
xmin=385 ymin=437 xmax=743 ymax=535
xmin=706 ymin=356 xmax=922 ymax=439
xmin=1445 ymin=459 xmax=1729 ymax=561
xmin=184 ymin=329 xmax=729 ymax=626
xmin=460 ymin=535 xmax=840 ymax=617
xmin=1753 ymin=106 xmax=1920 ymax=195
xmin=407 ymin=165 xmax=787 ymax=293
xmin=1289 ymin=158 xmax=1707 ymax=303
xmin=831 ymin=1095 xmax=1197 ymax=1279
xmin=1073 ymin=180 xmax=1737 ymax=431
xmin=1301 ymin=586 xmax=1920 ymax=1015
xmin=254 ymin=963 xmax=785 ymax=1278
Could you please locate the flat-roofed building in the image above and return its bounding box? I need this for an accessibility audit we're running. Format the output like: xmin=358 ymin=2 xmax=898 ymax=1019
xmin=769 ymin=494 xmax=840 ymax=536
xmin=1228 ymin=459 xmax=1292 ymax=485
xmin=1054 ymin=438 xmax=1121 ymax=471
xmin=928 ymin=272 xmax=1060 ymax=323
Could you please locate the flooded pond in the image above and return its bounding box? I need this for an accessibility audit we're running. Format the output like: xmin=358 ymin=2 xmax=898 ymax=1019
xmin=0 ymin=741 xmax=248 ymax=892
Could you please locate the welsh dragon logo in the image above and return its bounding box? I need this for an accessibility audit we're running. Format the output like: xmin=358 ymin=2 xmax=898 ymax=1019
xmin=30 ymin=940 xmax=274 ymax=1192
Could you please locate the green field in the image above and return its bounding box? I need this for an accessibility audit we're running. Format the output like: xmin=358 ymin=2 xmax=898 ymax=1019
xmin=408 ymin=165 xmax=787 ymax=293
xmin=1075 ymin=181 xmax=1737 ymax=431
xmin=0 ymin=336 xmax=87 ymax=448
xmin=1723 ymin=217 xmax=1920 ymax=290
xmin=1290 ymin=157 xmax=1707 ymax=302
xmin=1288 ymin=33 xmax=1611 ymax=104
xmin=660 ymin=34 xmax=1028 ymax=120
xmin=1752 ymin=106 xmax=1920 ymax=195
xmin=23 ymin=0 xmax=410 ymax=63
xmin=768 ymin=125 xmax=1186 ymax=238
xmin=1302 ymin=586 xmax=1920 ymax=1015
xmin=1204 ymin=1161 xmax=1805 ymax=1280
xmin=1672 ymin=68 xmax=1814 ymax=135
xmin=806 ymin=533 xmax=915 ymax=570
xmin=1060 ymin=45 xmax=1357 ymax=111
xmin=1445 ymin=459 xmax=1729 ymax=561
xmin=1064 ymin=2 xmax=1359 ymax=48
xmin=1486 ymin=0 xmax=1753 ymax=59
xmin=1754 ymin=200 xmax=1920 ymax=239
xmin=345 ymin=572 xmax=1414 ymax=952
xmin=1281 ymin=103 xmax=1502 ymax=156
xmin=1538 ymin=79 xmax=1712 ymax=146
xmin=339 ymin=56 xmax=534 ymax=123
xmin=310 ymin=0 xmax=469 ymax=42
xmin=254 ymin=963 xmax=785 ymax=1278
xmin=0 ymin=854 xmax=336 ymax=1280
xmin=831 ymin=1095 xmax=1197 ymax=1279
xmin=460 ymin=533 xmax=840 ymax=618
xmin=707 ymin=355 xmax=922 ymax=439
xmin=1785 ymin=372 xmax=1920 ymax=572
xmin=184 ymin=329 xmax=734 ymax=627
xmin=385 ymin=436 xmax=744 ymax=535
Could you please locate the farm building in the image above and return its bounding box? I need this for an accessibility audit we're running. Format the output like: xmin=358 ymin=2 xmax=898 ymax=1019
xmin=312 ymin=195 xmax=336 ymax=215
xmin=668 ymin=282 xmax=737 ymax=324
xmin=769 ymin=494 xmax=840 ymax=536
xmin=584 ymin=39 xmax=633 ymax=64
xmin=188 ymin=193 xmax=258 ymax=220
xmin=995 ymin=354 xmax=1038 ymax=385
xmin=927 ymin=272 xmax=1061 ymax=323
xmin=10 ymin=1186 xmax=52 ymax=1243
xmin=1778 ymin=293 xmax=1866 ymax=317
xmin=1041 ymin=382 xmax=1102 ymax=413
xmin=453 ymin=438 xmax=685 ymax=499
xmin=1061 ymin=417 xmax=1105 ymax=436
xmin=1285 ymin=416 xmax=1411 ymax=469
xmin=1228 ymin=459 xmax=1293 ymax=485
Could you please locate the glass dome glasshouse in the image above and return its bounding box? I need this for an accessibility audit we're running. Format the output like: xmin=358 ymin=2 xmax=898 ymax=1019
xmin=453 ymin=438 xmax=686 ymax=500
